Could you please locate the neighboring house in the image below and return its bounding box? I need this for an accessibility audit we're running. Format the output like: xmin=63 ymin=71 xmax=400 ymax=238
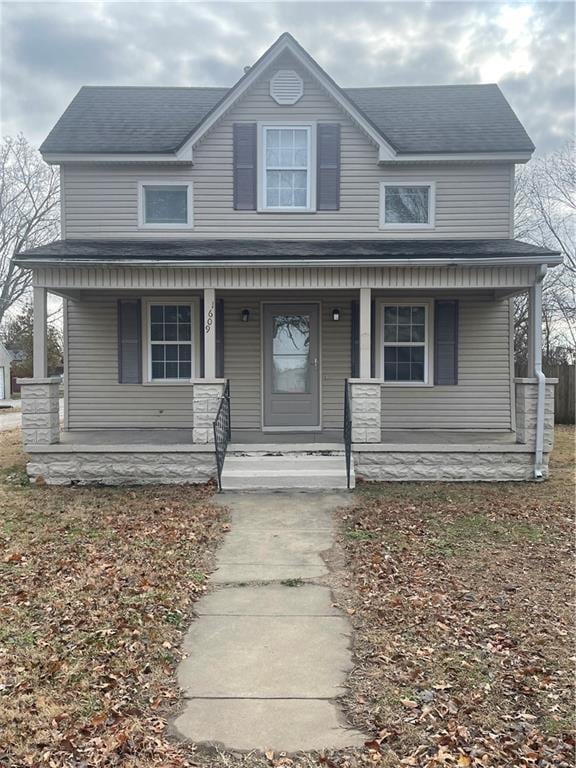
xmin=0 ymin=342 xmax=13 ymax=402
xmin=16 ymin=33 xmax=561 ymax=488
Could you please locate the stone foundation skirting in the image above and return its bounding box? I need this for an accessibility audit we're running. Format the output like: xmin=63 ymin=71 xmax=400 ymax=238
xmin=353 ymin=449 xmax=549 ymax=482
xmin=26 ymin=451 xmax=217 ymax=486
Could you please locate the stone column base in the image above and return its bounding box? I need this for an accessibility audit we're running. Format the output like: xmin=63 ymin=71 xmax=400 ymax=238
xmin=192 ymin=379 xmax=227 ymax=444
xmin=349 ymin=379 xmax=382 ymax=443
xmin=17 ymin=377 xmax=62 ymax=445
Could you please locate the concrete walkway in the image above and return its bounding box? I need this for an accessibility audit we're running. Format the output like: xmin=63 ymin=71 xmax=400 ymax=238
xmin=174 ymin=492 xmax=367 ymax=752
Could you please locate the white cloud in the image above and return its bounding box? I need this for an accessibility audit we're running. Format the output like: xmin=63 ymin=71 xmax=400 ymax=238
xmin=0 ymin=1 xmax=573 ymax=154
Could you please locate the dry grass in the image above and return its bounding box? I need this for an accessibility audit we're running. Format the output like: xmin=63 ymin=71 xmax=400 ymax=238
xmin=0 ymin=429 xmax=227 ymax=767
xmin=0 ymin=427 xmax=573 ymax=768
xmin=336 ymin=426 xmax=575 ymax=766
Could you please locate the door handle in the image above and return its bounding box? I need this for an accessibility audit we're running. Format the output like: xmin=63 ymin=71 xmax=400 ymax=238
xmin=313 ymin=358 xmax=318 ymax=367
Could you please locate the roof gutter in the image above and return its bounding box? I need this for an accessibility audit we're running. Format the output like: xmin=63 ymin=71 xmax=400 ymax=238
xmin=378 ymin=151 xmax=533 ymax=163
xmin=15 ymin=255 xmax=563 ymax=269
xmin=42 ymin=150 xmax=533 ymax=166
xmin=42 ymin=152 xmax=189 ymax=165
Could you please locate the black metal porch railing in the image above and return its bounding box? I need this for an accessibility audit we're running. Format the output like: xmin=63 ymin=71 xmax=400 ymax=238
xmin=213 ymin=380 xmax=231 ymax=491
xmin=344 ymin=378 xmax=352 ymax=489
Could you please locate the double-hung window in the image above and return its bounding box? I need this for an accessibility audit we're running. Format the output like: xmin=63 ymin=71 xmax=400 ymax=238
xmin=139 ymin=182 xmax=193 ymax=228
xmin=146 ymin=301 xmax=198 ymax=382
xmin=380 ymin=302 xmax=432 ymax=384
xmin=262 ymin=126 xmax=312 ymax=210
xmin=380 ymin=181 xmax=435 ymax=229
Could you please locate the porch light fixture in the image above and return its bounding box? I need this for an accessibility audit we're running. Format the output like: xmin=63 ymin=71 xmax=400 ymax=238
xmin=241 ymin=308 xmax=250 ymax=322
xmin=331 ymin=308 xmax=341 ymax=321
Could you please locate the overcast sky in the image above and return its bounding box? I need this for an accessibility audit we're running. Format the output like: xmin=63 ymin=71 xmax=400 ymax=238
xmin=1 ymin=0 xmax=574 ymax=154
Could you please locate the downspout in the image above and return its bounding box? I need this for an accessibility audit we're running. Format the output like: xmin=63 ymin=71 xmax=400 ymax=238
xmin=533 ymin=264 xmax=547 ymax=479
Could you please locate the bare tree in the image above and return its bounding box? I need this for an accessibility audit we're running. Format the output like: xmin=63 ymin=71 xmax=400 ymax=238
xmin=514 ymin=140 xmax=576 ymax=365
xmin=0 ymin=135 xmax=60 ymax=327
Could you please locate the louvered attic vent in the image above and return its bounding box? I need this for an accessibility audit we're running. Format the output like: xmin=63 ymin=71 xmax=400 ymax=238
xmin=270 ymin=70 xmax=304 ymax=105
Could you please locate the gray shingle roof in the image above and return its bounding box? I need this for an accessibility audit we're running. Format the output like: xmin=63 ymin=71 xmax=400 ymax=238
xmin=40 ymin=82 xmax=534 ymax=156
xmin=346 ymin=85 xmax=534 ymax=154
xmin=41 ymin=87 xmax=228 ymax=154
xmin=16 ymin=239 xmax=559 ymax=263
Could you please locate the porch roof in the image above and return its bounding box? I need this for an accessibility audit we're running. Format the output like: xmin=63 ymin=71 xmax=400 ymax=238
xmin=17 ymin=238 xmax=561 ymax=267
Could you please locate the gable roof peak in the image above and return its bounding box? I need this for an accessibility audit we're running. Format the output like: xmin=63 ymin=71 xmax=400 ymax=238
xmin=173 ymin=30 xmax=398 ymax=160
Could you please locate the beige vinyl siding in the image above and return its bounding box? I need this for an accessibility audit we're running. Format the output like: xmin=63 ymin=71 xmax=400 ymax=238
xmin=223 ymin=291 xmax=353 ymax=431
xmin=65 ymin=291 xmax=512 ymax=433
xmin=66 ymin=295 xmax=197 ymax=429
xmin=379 ymin=296 xmax=513 ymax=429
xmin=65 ymin=290 xmax=353 ymax=431
xmin=61 ymin=52 xmax=514 ymax=240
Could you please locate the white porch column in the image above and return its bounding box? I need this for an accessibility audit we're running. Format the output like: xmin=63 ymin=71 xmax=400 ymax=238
xmin=33 ymin=287 xmax=48 ymax=378
xmin=18 ymin=287 xmax=61 ymax=447
xmin=528 ymin=282 xmax=542 ymax=377
xmin=359 ymin=287 xmax=372 ymax=378
xmin=203 ymin=288 xmax=216 ymax=379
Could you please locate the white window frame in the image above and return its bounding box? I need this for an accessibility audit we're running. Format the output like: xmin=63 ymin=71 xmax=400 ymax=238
xmin=258 ymin=123 xmax=317 ymax=212
xmin=379 ymin=180 xmax=436 ymax=230
xmin=138 ymin=181 xmax=194 ymax=229
xmin=375 ymin=299 xmax=434 ymax=387
xmin=142 ymin=297 xmax=200 ymax=384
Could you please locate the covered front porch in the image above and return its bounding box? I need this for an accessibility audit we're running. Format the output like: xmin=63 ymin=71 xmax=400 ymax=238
xmin=16 ymin=242 xmax=558 ymax=485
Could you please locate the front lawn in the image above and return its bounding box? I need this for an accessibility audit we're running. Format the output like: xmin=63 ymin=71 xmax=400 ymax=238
xmin=0 ymin=427 xmax=573 ymax=768
xmin=337 ymin=426 xmax=574 ymax=766
xmin=0 ymin=429 xmax=227 ymax=767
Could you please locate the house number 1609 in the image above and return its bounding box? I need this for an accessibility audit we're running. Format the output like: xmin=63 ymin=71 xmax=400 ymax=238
xmin=205 ymin=302 xmax=214 ymax=333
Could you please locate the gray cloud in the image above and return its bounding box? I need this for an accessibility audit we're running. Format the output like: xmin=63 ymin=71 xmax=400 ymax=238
xmin=1 ymin=1 xmax=573 ymax=154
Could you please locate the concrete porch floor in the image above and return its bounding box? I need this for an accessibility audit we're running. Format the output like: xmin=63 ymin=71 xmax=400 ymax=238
xmin=54 ymin=427 xmax=516 ymax=449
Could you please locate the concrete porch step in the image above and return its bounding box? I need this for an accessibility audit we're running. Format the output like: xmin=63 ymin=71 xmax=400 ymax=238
xmin=221 ymin=454 xmax=354 ymax=491
xmin=228 ymin=442 xmax=345 ymax=456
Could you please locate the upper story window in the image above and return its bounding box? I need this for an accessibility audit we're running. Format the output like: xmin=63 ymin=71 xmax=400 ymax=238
xmin=261 ymin=126 xmax=313 ymax=211
xmin=379 ymin=181 xmax=435 ymax=229
xmin=138 ymin=181 xmax=193 ymax=229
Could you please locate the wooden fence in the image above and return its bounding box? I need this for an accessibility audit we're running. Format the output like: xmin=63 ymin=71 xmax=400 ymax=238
xmin=516 ymin=363 xmax=575 ymax=424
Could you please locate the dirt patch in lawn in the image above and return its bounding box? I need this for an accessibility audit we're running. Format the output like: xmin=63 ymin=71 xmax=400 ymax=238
xmin=0 ymin=429 xmax=228 ymax=767
xmin=334 ymin=426 xmax=575 ymax=766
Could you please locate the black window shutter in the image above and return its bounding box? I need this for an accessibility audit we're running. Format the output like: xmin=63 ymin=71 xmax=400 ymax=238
xmin=317 ymin=123 xmax=340 ymax=211
xmin=233 ymin=123 xmax=257 ymax=210
xmin=434 ymin=300 xmax=459 ymax=385
xmin=117 ymin=299 xmax=142 ymax=384
xmin=350 ymin=300 xmax=359 ymax=377
xmin=215 ymin=298 xmax=225 ymax=378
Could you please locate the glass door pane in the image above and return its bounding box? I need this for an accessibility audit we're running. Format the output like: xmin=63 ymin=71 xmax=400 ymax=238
xmin=272 ymin=314 xmax=310 ymax=393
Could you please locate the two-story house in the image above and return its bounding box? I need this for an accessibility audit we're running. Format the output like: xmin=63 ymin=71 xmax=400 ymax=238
xmin=16 ymin=33 xmax=561 ymax=489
